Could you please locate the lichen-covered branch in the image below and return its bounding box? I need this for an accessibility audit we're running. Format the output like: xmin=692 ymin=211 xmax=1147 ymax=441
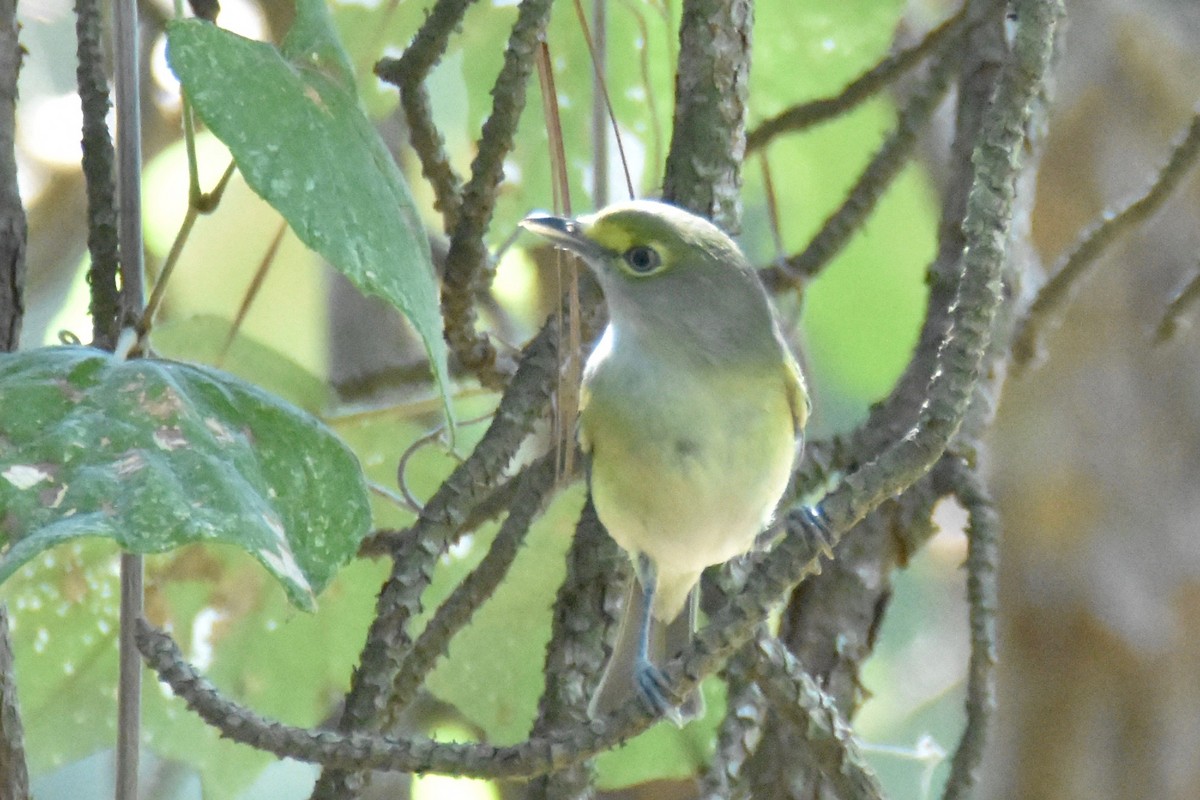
xmin=746 ymin=8 xmax=965 ymax=152
xmin=662 ymin=0 xmax=753 ymax=231
xmin=1011 ymin=111 xmax=1200 ymax=370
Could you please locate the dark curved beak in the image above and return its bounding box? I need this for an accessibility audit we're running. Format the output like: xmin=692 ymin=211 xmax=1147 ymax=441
xmin=519 ymin=213 xmax=607 ymax=262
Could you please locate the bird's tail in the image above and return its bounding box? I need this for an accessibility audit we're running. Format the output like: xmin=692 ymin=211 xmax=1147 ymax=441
xmin=588 ymin=579 xmax=705 ymax=722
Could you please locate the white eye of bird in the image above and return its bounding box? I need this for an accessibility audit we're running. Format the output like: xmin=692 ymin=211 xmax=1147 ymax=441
xmin=623 ymin=245 xmax=661 ymax=274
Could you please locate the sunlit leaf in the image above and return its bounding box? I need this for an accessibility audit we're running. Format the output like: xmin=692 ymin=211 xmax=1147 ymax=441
xmin=165 ymin=0 xmax=454 ymax=432
xmin=0 ymin=347 xmax=370 ymax=609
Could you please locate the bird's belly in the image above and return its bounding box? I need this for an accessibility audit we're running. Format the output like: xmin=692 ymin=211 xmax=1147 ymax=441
xmin=584 ymin=387 xmax=795 ymax=579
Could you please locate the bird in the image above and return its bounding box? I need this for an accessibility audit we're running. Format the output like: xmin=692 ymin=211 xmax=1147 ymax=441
xmin=520 ymin=199 xmax=808 ymax=723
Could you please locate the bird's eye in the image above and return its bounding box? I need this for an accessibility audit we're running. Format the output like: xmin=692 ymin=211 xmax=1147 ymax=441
xmin=623 ymin=245 xmax=661 ymax=274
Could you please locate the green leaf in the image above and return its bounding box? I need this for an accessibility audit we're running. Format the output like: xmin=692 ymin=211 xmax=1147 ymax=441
xmin=164 ymin=5 xmax=454 ymax=434
xmin=0 ymin=347 xmax=370 ymax=609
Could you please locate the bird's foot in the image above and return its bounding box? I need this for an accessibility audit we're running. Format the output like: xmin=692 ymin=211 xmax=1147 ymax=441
xmin=635 ymin=660 xmax=684 ymax=727
xmin=797 ymin=503 xmax=834 ymax=560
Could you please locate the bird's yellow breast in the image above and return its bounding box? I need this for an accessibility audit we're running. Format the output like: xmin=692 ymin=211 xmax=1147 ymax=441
xmin=580 ymin=343 xmax=797 ymax=621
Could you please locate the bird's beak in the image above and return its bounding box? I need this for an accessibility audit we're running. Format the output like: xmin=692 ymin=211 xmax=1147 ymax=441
xmin=519 ymin=213 xmax=608 ymax=262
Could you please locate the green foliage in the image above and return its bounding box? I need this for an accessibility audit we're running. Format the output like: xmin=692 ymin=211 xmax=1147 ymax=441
xmin=165 ymin=0 xmax=454 ymax=431
xmin=7 ymin=0 xmax=947 ymax=794
xmin=0 ymin=347 xmax=371 ymax=609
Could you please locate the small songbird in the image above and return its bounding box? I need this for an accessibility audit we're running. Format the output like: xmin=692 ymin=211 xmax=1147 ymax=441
xmin=520 ymin=200 xmax=808 ymax=723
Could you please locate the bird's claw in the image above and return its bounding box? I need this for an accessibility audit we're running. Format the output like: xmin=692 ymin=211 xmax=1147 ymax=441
xmin=635 ymin=661 xmax=684 ymax=727
xmin=799 ymin=503 xmax=834 ymax=560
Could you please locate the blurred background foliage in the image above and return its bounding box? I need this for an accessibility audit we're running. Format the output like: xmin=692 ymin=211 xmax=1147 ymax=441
xmin=3 ymin=0 xmax=1199 ymax=798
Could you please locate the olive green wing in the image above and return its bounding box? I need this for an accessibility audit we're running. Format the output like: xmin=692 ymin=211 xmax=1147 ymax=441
xmin=783 ymin=351 xmax=810 ymax=438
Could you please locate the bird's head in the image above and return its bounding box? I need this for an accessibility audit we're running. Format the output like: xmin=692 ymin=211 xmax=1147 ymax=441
xmin=519 ymin=199 xmax=746 ymax=287
xmin=520 ymin=200 xmax=781 ymax=363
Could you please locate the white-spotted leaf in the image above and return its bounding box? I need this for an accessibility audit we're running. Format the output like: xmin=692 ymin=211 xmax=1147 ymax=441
xmin=165 ymin=0 xmax=454 ymax=431
xmin=0 ymin=347 xmax=371 ymax=610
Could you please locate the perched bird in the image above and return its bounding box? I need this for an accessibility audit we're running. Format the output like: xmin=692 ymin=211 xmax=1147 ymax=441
xmin=520 ymin=200 xmax=808 ymax=723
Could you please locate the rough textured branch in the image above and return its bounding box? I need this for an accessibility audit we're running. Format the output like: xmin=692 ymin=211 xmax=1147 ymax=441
xmin=0 ymin=0 xmax=23 ymax=354
xmin=662 ymin=0 xmax=753 ymax=231
xmin=386 ymin=454 xmax=561 ymax=713
xmin=749 ymin=635 xmax=887 ymax=800
xmin=0 ymin=606 xmax=29 ymax=800
xmin=374 ymin=0 xmax=479 ymax=232
xmin=942 ymin=460 xmax=1000 ymax=800
xmin=524 ymin=501 xmax=623 ymax=800
xmin=439 ymin=0 xmax=554 ymax=386
xmin=75 ymin=0 xmax=121 ymax=348
xmin=819 ymin=0 xmax=1060 ymax=535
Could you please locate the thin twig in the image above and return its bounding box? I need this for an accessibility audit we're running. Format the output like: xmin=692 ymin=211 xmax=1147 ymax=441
xmin=216 ymin=218 xmax=287 ymax=364
xmin=614 ymin=0 xmax=663 ymax=187
xmin=589 ymin=0 xmax=609 ymax=208
xmin=573 ymin=0 xmax=636 ymax=201
xmin=941 ymin=460 xmax=999 ymax=800
xmin=112 ymin=0 xmax=147 ymax=793
xmin=1012 ymin=111 xmax=1200 ymax=370
xmin=763 ymin=41 xmax=960 ymax=288
xmin=1155 ymin=264 xmax=1200 ymax=343
xmin=439 ymin=0 xmax=555 ymax=386
xmin=140 ymin=160 xmax=237 ymax=335
xmin=746 ymin=8 xmax=966 ymax=151
xmin=374 ymin=0 xmax=479 ymax=232
xmin=534 ymin=40 xmax=583 ymax=483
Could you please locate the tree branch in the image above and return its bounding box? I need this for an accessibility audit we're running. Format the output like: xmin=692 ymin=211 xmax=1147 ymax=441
xmin=746 ymin=8 xmax=965 ymax=152
xmin=0 ymin=0 xmax=22 ymax=354
xmin=1011 ymin=111 xmax=1200 ymax=371
xmin=524 ymin=500 xmax=623 ymax=800
xmin=0 ymin=606 xmax=29 ymax=800
xmin=374 ymin=0 xmax=480 ymax=233
xmin=763 ymin=39 xmax=961 ymax=288
xmin=662 ymin=0 xmax=753 ymax=230
xmin=75 ymin=0 xmax=121 ymax=349
xmin=941 ymin=460 xmax=999 ymax=800
xmin=439 ymin=0 xmax=555 ymax=386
